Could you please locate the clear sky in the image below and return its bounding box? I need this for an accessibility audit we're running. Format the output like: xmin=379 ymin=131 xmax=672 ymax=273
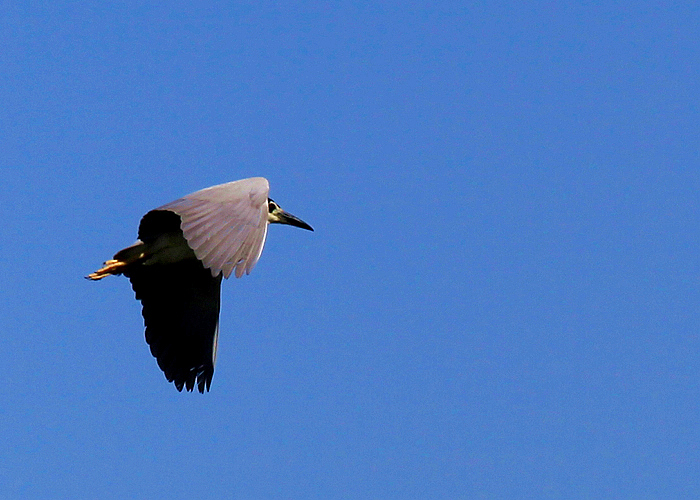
xmin=1 ymin=2 xmax=699 ymax=498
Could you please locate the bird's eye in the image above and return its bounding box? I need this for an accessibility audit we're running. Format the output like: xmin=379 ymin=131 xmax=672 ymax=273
xmin=268 ymin=200 xmax=278 ymax=212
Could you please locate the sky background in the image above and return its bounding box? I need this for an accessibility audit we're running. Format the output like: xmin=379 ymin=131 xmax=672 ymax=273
xmin=1 ymin=1 xmax=699 ymax=498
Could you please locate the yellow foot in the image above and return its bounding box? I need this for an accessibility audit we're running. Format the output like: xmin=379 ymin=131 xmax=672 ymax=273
xmin=86 ymin=259 xmax=128 ymax=280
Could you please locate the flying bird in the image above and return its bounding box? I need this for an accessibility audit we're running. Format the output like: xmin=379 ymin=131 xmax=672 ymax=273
xmin=87 ymin=177 xmax=313 ymax=393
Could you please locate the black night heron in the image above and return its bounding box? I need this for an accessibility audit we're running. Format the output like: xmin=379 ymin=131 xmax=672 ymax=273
xmin=88 ymin=177 xmax=313 ymax=393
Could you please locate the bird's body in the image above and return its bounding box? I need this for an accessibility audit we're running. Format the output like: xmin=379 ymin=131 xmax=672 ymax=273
xmin=88 ymin=177 xmax=313 ymax=393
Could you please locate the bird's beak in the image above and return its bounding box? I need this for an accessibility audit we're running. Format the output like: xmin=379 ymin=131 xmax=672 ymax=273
xmin=275 ymin=210 xmax=314 ymax=231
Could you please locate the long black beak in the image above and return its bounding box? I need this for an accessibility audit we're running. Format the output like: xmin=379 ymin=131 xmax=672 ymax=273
xmin=276 ymin=210 xmax=314 ymax=231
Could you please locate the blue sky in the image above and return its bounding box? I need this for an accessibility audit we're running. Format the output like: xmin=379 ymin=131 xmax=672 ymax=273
xmin=1 ymin=1 xmax=699 ymax=498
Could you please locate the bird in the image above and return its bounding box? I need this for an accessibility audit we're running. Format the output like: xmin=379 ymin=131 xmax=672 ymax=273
xmin=87 ymin=177 xmax=313 ymax=393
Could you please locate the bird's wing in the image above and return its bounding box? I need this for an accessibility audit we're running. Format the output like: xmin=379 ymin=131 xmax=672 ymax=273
xmin=125 ymin=259 xmax=223 ymax=393
xmin=158 ymin=177 xmax=270 ymax=279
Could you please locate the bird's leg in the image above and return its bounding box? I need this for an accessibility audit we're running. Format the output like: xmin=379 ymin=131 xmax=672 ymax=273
xmin=86 ymin=259 xmax=131 ymax=280
xmin=86 ymin=241 xmax=147 ymax=280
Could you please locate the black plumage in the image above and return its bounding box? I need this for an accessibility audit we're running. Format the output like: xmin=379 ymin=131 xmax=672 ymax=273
xmin=125 ymin=210 xmax=222 ymax=393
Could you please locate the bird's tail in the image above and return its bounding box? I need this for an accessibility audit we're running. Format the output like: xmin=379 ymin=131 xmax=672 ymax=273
xmin=86 ymin=241 xmax=148 ymax=280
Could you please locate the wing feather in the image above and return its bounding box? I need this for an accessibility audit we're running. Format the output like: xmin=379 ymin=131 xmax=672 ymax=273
xmin=125 ymin=259 xmax=222 ymax=393
xmin=158 ymin=178 xmax=270 ymax=279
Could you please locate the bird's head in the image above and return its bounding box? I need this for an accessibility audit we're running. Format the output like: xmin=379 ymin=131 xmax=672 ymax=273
xmin=267 ymin=199 xmax=314 ymax=231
